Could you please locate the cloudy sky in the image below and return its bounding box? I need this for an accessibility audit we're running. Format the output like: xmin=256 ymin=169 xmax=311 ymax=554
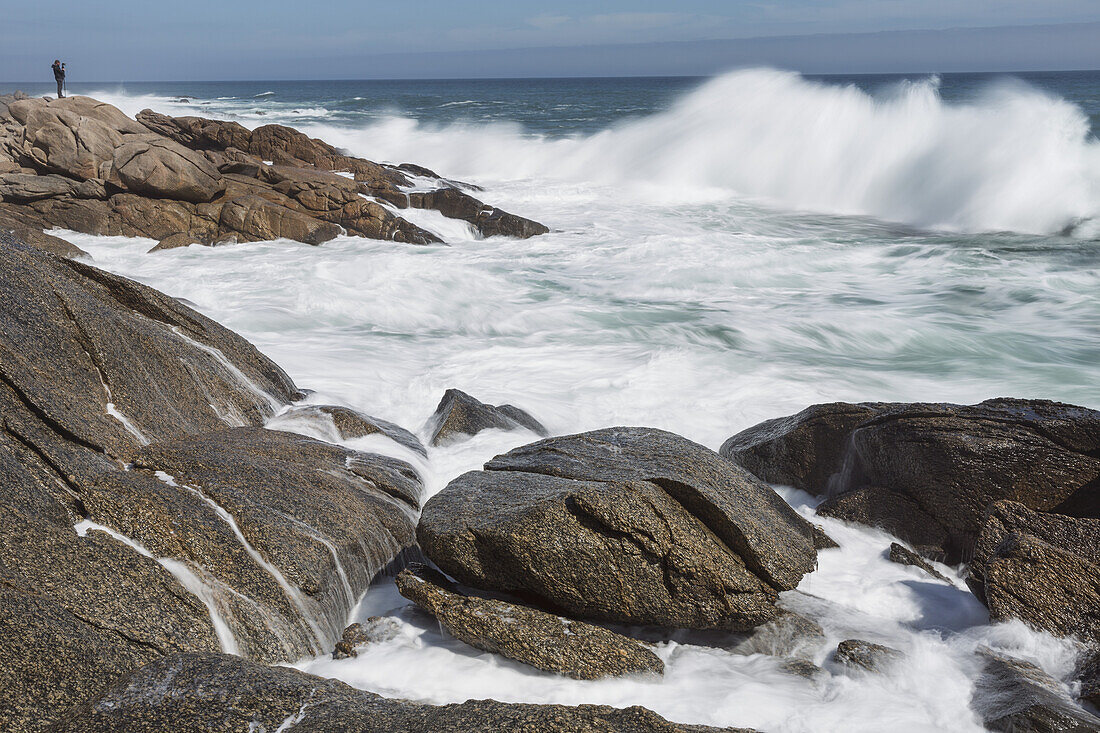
xmin=3 ymin=0 xmax=1099 ymax=80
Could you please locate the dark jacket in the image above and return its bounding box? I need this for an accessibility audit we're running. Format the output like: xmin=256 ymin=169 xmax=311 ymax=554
xmin=52 ymin=63 xmax=65 ymax=82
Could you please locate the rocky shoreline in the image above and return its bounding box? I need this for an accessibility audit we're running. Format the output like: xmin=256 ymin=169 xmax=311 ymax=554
xmin=1 ymin=94 xmax=1099 ymax=732
xmin=0 ymin=92 xmax=548 ymax=253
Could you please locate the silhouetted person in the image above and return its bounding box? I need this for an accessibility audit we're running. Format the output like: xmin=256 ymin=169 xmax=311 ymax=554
xmin=52 ymin=60 xmax=65 ymax=98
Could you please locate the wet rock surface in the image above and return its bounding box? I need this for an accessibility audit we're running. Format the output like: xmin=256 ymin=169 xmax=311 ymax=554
xmin=728 ymin=611 xmax=826 ymax=661
xmin=331 ymin=617 xmax=402 ymax=659
xmin=272 ymin=403 xmax=426 ymax=456
xmin=427 ymin=388 xmax=549 ymax=446
xmin=419 ymin=427 xmax=818 ymax=630
xmin=397 ymin=564 xmax=664 ymax=679
xmin=972 ymin=649 xmax=1100 ymax=732
xmin=888 ymin=542 xmax=949 ymax=582
xmin=722 ymin=399 xmax=1100 ymax=563
xmin=55 ymin=653 xmax=749 ymax=733
xmin=0 ymin=236 xmax=420 ymax=732
xmin=832 ymin=639 xmax=902 ymax=673
xmin=0 ymin=93 xmax=547 ymax=248
xmin=967 ymin=504 xmax=1100 ymax=645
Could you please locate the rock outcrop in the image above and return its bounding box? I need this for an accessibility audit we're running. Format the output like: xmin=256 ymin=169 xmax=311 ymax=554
xmin=0 ymin=93 xmax=548 ymax=250
xmin=427 ymin=388 xmax=549 ymax=446
xmin=54 ymin=653 xmax=749 ymax=733
xmin=0 ymin=237 xmax=419 ymax=732
xmin=721 ymin=399 xmax=1100 ymax=562
xmin=419 ymin=427 xmax=819 ymax=630
xmin=968 ymin=502 xmax=1100 ymax=645
xmin=971 ymin=650 xmax=1100 ymax=732
xmin=396 ymin=564 xmax=664 ymax=680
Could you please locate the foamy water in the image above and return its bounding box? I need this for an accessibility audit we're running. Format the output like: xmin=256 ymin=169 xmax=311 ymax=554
xmin=55 ymin=68 xmax=1100 ymax=731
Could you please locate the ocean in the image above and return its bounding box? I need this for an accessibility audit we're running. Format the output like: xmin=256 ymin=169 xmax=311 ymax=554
xmin=28 ymin=69 xmax=1100 ymax=731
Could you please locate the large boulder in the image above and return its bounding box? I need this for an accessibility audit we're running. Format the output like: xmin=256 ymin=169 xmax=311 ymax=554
xmin=111 ymin=137 xmax=226 ymax=203
xmin=0 ymin=237 xmax=421 ymax=732
xmin=427 ymin=388 xmax=548 ymax=446
xmin=722 ymin=399 xmax=1100 ymax=562
xmin=396 ymin=564 xmax=664 ymax=680
xmin=968 ymin=502 xmax=1100 ymax=644
xmin=419 ymin=428 xmax=818 ymax=630
xmin=54 ymin=653 xmax=748 ymax=733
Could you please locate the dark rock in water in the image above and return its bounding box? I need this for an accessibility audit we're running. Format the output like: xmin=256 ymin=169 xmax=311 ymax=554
xmin=966 ymin=504 xmax=1100 ymax=645
xmin=728 ymin=611 xmax=825 ymax=661
xmin=888 ymin=542 xmax=949 ymax=582
xmin=419 ymin=427 xmax=818 ymax=630
xmin=722 ymin=399 xmax=1100 ymax=563
xmin=0 ymin=238 xmax=421 ymax=731
xmin=148 ymin=231 xmax=207 ymax=252
xmin=811 ymin=523 xmax=840 ymax=550
xmin=832 ymin=639 xmax=902 ymax=673
xmin=396 ymin=564 xmax=664 ymax=680
xmin=972 ymin=649 xmax=1100 ymax=732
xmin=1076 ymin=651 xmax=1100 ymax=709
xmin=427 ymin=388 xmax=548 ymax=446
xmin=275 ymin=403 xmax=427 ymax=456
xmin=780 ymin=658 xmax=827 ymax=680
xmin=722 ymin=402 xmax=884 ymax=492
xmin=332 ymin=617 xmax=401 ymax=659
xmin=54 ymin=653 xmax=748 ymax=733
xmin=819 ymin=486 xmax=948 ymax=557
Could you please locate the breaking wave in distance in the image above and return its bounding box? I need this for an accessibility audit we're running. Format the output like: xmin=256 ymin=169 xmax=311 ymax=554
xmin=300 ymin=68 xmax=1100 ymax=235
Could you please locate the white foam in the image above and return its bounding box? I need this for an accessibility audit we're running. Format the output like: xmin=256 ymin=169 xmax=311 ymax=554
xmin=297 ymin=69 xmax=1100 ymax=235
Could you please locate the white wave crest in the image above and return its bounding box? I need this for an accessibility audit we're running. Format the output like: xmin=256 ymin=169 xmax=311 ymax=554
xmin=299 ymin=69 xmax=1100 ymax=234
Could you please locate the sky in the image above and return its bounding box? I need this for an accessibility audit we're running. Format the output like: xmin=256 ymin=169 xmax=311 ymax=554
xmin=2 ymin=1 xmax=1099 ymax=80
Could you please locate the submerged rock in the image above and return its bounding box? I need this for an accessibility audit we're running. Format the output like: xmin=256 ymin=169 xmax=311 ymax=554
xmin=426 ymin=388 xmax=548 ymax=446
xmin=722 ymin=399 xmax=1100 ymax=563
xmin=396 ymin=564 xmax=664 ymax=680
xmin=972 ymin=649 xmax=1100 ymax=732
xmin=1077 ymin=651 xmax=1100 ymax=709
xmin=888 ymin=542 xmax=949 ymax=582
xmin=332 ymin=618 xmax=401 ymax=659
xmin=419 ymin=427 xmax=818 ymax=630
xmin=54 ymin=653 xmax=749 ymax=733
xmin=728 ymin=611 xmax=825 ymax=661
xmin=832 ymin=639 xmax=902 ymax=673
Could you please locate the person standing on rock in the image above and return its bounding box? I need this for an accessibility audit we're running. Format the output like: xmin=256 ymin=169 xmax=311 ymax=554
xmin=51 ymin=60 xmax=66 ymax=98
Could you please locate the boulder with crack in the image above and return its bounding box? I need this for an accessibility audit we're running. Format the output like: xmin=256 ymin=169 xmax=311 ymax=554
xmin=419 ymin=427 xmax=819 ymax=630
xmin=396 ymin=563 xmax=664 ymax=680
